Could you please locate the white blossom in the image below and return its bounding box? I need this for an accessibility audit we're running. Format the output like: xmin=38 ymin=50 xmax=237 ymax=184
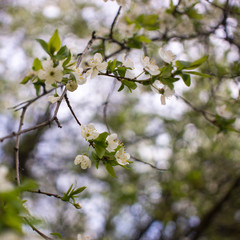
xmin=152 ymin=81 xmax=174 ymax=105
xmin=38 ymin=59 xmax=63 ymax=85
xmin=141 ymin=56 xmax=160 ymax=75
xmin=71 ymin=66 xmax=87 ymax=85
xmin=74 ymin=155 xmax=92 ymax=169
xmin=66 ymin=80 xmax=78 ymax=92
xmin=87 ymin=53 xmax=107 ymax=79
xmin=115 ymin=147 xmax=130 ymax=165
xmin=106 ymin=133 xmax=119 ymax=152
xmin=0 ymin=165 xmax=13 ymax=193
xmin=81 ymin=123 xmax=99 ymax=141
xmin=47 ymin=95 xmax=60 ymax=104
xmin=121 ymin=54 xmax=135 ymax=78
xmin=159 ymin=48 xmax=176 ymax=64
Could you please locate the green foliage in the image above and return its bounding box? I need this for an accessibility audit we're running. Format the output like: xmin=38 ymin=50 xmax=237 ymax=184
xmin=126 ymin=14 xmax=160 ymax=31
xmin=48 ymin=29 xmax=61 ymax=54
xmin=127 ymin=35 xmax=151 ymax=49
xmin=61 ymin=184 xmax=86 ymax=208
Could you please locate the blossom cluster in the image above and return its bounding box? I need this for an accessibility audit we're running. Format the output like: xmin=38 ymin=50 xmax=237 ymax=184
xmin=74 ymin=123 xmax=130 ymax=171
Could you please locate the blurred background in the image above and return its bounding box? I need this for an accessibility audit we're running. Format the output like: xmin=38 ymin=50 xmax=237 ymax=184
xmin=1 ymin=0 xmax=240 ymax=239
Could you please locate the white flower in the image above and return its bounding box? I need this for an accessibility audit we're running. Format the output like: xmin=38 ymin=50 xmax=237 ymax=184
xmin=159 ymin=48 xmax=176 ymax=64
xmin=121 ymin=54 xmax=135 ymax=78
xmin=141 ymin=56 xmax=160 ymax=75
xmin=71 ymin=65 xmax=87 ymax=85
xmin=47 ymin=95 xmax=60 ymax=104
xmin=81 ymin=123 xmax=99 ymax=141
xmin=77 ymin=234 xmax=92 ymax=240
xmin=38 ymin=60 xmax=63 ymax=85
xmin=74 ymin=155 xmax=92 ymax=169
xmin=87 ymin=53 xmax=108 ymax=79
xmin=106 ymin=133 xmax=119 ymax=152
xmin=152 ymin=81 xmax=175 ymax=105
xmin=66 ymin=81 xmax=78 ymax=92
xmin=115 ymin=147 xmax=130 ymax=165
xmin=0 ymin=165 xmax=13 ymax=192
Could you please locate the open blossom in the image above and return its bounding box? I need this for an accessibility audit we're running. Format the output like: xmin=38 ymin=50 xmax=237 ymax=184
xmin=38 ymin=59 xmax=63 ymax=85
xmin=106 ymin=133 xmax=119 ymax=152
xmin=81 ymin=123 xmax=99 ymax=141
xmin=47 ymin=95 xmax=60 ymax=104
xmin=121 ymin=54 xmax=135 ymax=78
xmin=0 ymin=165 xmax=13 ymax=192
xmin=141 ymin=56 xmax=160 ymax=75
xmin=159 ymin=48 xmax=176 ymax=64
xmin=74 ymin=155 xmax=91 ymax=169
xmin=87 ymin=53 xmax=107 ymax=79
xmin=152 ymin=81 xmax=175 ymax=105
xmin=115 ymin=147 xmax=130 ymax=165
xmin=71 ymin=65 xmax=87 ymax=85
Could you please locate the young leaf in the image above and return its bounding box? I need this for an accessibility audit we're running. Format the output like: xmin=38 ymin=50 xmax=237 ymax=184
xmin=94 ymin=132 xmax=109 ymax=144
xmin=32 ymin=58 xmax=42 ymax=71
xmin=118 ymin=83 xmax=125 ymax=92
xmin=105 ymin=163 xmax=117 ymax=178
xmin=95 ymin=144 xmax=106 ymax=159
xmin=184 ymin=71 xmax=211 ymax=78
xmin=122 ymin=80 xmax=137 ymax=92
xmin=56 ymin=46 xmax=69 ymax=60
xmin=36 ymin=39 xmax=50 ymax=55
xmin=51 ymin=233 xmax=63 ymax=239
xmin=71 ymin=186 xmax=86 ymax=196
xmin=21 ymin=76 xmax=32 ymax=85
xmin=48 ymin=29 xmax=61 ymax=54
xmin=180 ymin=73 xmax=191 ymax=86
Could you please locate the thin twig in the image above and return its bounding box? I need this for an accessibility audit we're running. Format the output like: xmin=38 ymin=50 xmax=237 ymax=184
xmin=0 ymin=88 xmax=67 ymax=143
xmin=24 ymin=217 xmax=54 ymax=240
xmin=64 ymin=93 xmax=81 ymax=126
xmin=14 ymin=106 xmax=27 ymax=185
xmin=131 ymin=156 xmax=168 ymax=171
xmin=110 ymin=6 xmax=122 ymax=39
xmin=103 ymin=81 xmax=116 ymax=133
xmin=29 ymin=189 xmax=62 ymax=199
xmin=76 ymin=31 xmax=96 ymax=68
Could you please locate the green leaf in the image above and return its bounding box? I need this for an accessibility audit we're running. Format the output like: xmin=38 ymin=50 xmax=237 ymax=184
xmin=21 ymin=76 xmax=32 ymax=84
xmin=48 ymin=29 xmax=61 ymax=54
xmin=56 ymin=46 xmax=69 ymax=60
xmin=135 ymin=14 xmax=160 ymax=31
xmin=107 ymin=59 xmax=117 ymax=73
xmin=105 ymin=163 xmax=117 ymax=178
xmin=176 ymin=60 xmax=192 ymax=70
xmin=71 ymin=186 xmax=86 ymax=196
xmin=95 ymin=144 xmax=106 ymax=159
xmin=184 ymin=71 xmax=211 ymax=78
xmin=180 ymin=73 xmax=191 ymax=86
xmin=127 ymin=35 xmax=151 ymax=49
xmin=118 ymin=83 xmax=125 ymax=92
xmin=32 ymin=58 xmax=42 ymax=71
xmin=189 ymin=55 xmax=208 ymax=69
xmin=160 ymin=65 xmax=173 ymax=78
xmin=122 ymin=80 xmax=137 ymax=92
xmin=94 ymin=132 xmax=109 ymax=144
xmin=36 ymin=39 xmax=50 ymax=55
xmin=116 ymin=67 xmax=127 ymax=77
xmin=51 ymin=233 xmax=63 ymax=239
